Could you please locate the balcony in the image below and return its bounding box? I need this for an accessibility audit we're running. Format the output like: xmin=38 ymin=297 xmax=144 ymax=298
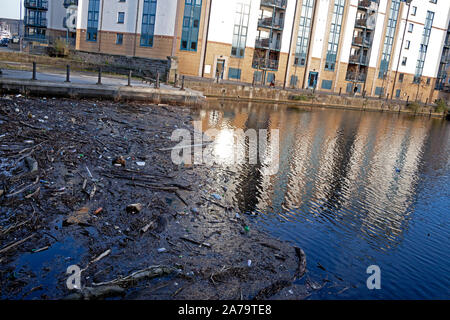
xmin=24 ymin=0 xmax=48 ymax=10
xmin=258 ymin=17 xmax=284 ymax=30
xmin=24 ymin=16 xmax=47 ymax=28
xmin=255 ymin=37 xmax=281 ymax=51
xmin=345 ymin=71 xmax=367 ymax=82
xmin=252 ymin=57 xmax=279 ymax=70
xmin=355 ymin=18 xmax=374 ymax=30
xmin=261 ymin=0 xmax=287 ymax=10
xmin=64 ymin=0 xmax=78 ymax=7
xmin=352 ymin=36 xmax=371 ymax=47
xmin=349 ymin=54 xmax=369 ymax=66
xmin=357 ymin=0 xmax=371 ymax=10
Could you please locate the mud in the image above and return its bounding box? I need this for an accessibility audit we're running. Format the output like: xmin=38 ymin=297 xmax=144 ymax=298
xmin=0 ymin=94 xmax=320 ymax=300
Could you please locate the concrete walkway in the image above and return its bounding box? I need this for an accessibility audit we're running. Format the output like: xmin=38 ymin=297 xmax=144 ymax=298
xmin=0 ymin=67 xmax=172 ymax=89
xmin=0 ymin=67 xmax=205 ymax=106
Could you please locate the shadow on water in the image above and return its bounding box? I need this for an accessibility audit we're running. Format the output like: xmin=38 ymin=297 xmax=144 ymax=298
xmin=192 ymin=100 xmax=450 ymax=299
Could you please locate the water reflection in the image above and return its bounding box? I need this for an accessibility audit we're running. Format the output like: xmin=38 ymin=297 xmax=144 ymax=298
xmin=193 ymin=101 xmax=450 ymax=299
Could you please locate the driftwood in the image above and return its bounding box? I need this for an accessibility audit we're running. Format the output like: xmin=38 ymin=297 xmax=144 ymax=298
xmin=92 ymin=265 xmax=175 ymax=287
xmin=0 ymin=234 xmax=36 ymax=255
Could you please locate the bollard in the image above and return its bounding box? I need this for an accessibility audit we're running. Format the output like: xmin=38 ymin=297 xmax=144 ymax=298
xmin=165 ymin=72 xmax=169 ymax=85
xmin=174 ymin=73 xmax=178 ymax=87
xmin=156 ymin=72 xmax=160 ymax=89
xmin=127 ymin=70 xmax=132 ymax=86
xmin=339 ymin=87 xmax=342 ymax=96
xmin=65 ymin=65 xmax=70 ymax=83
xmin=32 ymin=62 xmax=37 ymax=80
xmin=97 ymin=67 xmax=102 ymax=85
xmin=180 ymin=75 xmax=185 ymax=91
xmin=406 ymin=96 xmax=409 ymax=105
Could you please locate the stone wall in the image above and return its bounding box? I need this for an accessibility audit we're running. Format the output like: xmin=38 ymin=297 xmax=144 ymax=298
xmin=72 ymin=50 xmax=171 ymax=81
xmin=184 ymin=79 xmax=447 ymax=117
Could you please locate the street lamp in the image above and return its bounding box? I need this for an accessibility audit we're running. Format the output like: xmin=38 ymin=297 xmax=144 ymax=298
xmin=391 ymin=0 xmax=413 ymax=100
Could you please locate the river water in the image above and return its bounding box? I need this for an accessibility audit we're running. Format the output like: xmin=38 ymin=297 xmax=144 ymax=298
xmin=193 ymin=101 xmax=449 ymax=299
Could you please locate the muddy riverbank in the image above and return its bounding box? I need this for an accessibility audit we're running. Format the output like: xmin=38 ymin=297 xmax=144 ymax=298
xmin=0 ymin=95 xmax=321 ymax=300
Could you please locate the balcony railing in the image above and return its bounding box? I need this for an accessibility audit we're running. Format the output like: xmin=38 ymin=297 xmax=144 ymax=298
xmin=255 ymin=37 xmax=281 ymax=51
xmin=355 ymin=18 xmax=374 ymax=30
xmin=258 ymin=17 xmax=284 ymax=30
xmin=345 ymin=71 xmax=367 ymax=82
xmin=24 ymin=0 xmax=48 ymax=10
xmin=358 ymin=0 xmax=371 ymax=10
xmin=261 ymin=0 xmax=287 ymax=10
xmin=252 ymin=58 xmax=280 ymax=70
xmin=64 ymin=0 xmax=78 ymax=7
xmin=349 ymin=54 xmax=369 ymax=66
xmin=24 ymin=16 xmax=47 ymax=27
xmin=352 ymin=36 xmax=371 ymax=47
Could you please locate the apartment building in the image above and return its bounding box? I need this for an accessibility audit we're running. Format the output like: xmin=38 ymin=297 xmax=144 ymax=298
xmin=75 ymin=0 xmax=450 ymax=101
xmin=24 ymin=0 xmax=79 ymax=43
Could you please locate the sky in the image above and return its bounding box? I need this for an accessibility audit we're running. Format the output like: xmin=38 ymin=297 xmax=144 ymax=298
xmin=1 ymin=0 xmax=23 ymax=20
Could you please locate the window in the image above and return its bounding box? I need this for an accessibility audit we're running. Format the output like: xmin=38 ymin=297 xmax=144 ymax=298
xmin=411 ymin=6 xmax=417 ymax=16
xmin=118 ymin=12 xmax=125 ymax=23
xmin=86 ymin=0 xmax=100 ymax=42
xmin=325 ymin=0 xmax=345 ymax=71
xmin=294 ymin=0 xmax=315 ymax=66
xmin=378 ymin=0 xmax=400 ymax=79
xmin=396 ymin=89 xmax=401 ymax=98
xmin=253 ymin=71 xmax=262 ymax=82
xmin=405 ymin=40 xmax=410 ymax=49
xmin=228 ymin=68 xmax=242 ymax=80
xmin=408 ymin=23 xmax=413 ymax=33
xmin=116 ymin=33 xmax=123 ymax=44
xmin=321 ymin=80 xmax=332 ymax=90
xmin=430 ymin=0 xmax=437 ymax=4
xmin=414 ymin=11 xmax=434 ymax=80
xmin=375 ymin=87 xmax=384 ymax=96
xmin=181 ymin=0 xmax=202 ymax=51
xmin=426 ymin=78 xmax=431 ymax=85
xmin=402 ymin=57 xmax=407 ymax=66
xmin=290 ymin=75 xmax=298 ymax=87
xmin=119 ymin=0 xmax=126 ymax=2
xmin=346 ymin=83 xmax=361 ymax=93
xmin=266 ymin=72 xmax=275 ymax=84
xmin=140 ymin=0 xmax=157 ymax=47
xmin=231 ymin=1 xmax=250 ymax=58
xmin=399 ymin=73 xmax=404 ymax=82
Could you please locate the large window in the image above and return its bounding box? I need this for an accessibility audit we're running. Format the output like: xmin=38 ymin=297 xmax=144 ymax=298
xmin=325 ymin=0 xmax=345 ymax=71
xmin=378 ymin=0 xmax=400 ymax=79
xmin=140 ymin=0 xmax=157 ymax=47
xmin=181 ymin=0 xmax=202 ymax=51
xmin=231 ymin=1 xmax=250 ymax=58
xmin=87 ymin=0 xmax=100 ymax=41
xmin=414 ymin=11 xmax=434 ymax=83
xmin=294 ymin=0 xmax=314 ymax=66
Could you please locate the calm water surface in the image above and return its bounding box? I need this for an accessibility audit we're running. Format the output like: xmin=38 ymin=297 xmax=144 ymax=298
xmin=194 ymin=101 xmax=450 ymax=299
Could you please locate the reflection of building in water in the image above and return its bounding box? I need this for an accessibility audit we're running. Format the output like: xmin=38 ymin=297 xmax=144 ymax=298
xmin=198 ymin=102 xmax=433 ymax=250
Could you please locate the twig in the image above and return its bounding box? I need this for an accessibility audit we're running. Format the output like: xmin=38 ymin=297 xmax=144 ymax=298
xmin=0 ymin=234 xmax=36 ymax=255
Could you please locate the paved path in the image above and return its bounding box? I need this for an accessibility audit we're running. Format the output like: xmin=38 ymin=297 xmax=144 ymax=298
xmin=0 ymin=67 xmax=173 ymax=89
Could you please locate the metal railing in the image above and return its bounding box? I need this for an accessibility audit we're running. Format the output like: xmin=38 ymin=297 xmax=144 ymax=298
xmin=358 ymin=0 xmax=372 ymax=9
xmin=255 ymin=37 xmax=281 ymax=51
xmin=24 ymin=16 xmax=47 ymax=27
xmin=345 ymin=71 xmax=367 ymax=82
xmin=252 ymin=58 xmax=279 ymax=70
xmin=258 ymin=17 xmax=284 ymax=29
xmin=352 ymin=36 xmax=371 ymax=47
xmin=355 ymin=18 xmax=374 ymax=29
xmin=349 ymin=54 xmax=369 ymax=65
xmin=261 ymin=0 xmax=287 ymax=9
xmin=24 ymin=0 xmax=48 ymax=10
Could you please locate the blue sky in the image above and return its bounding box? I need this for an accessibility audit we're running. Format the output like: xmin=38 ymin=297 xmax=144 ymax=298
xmin=1 ymin=0 xmax=23 ymax=20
